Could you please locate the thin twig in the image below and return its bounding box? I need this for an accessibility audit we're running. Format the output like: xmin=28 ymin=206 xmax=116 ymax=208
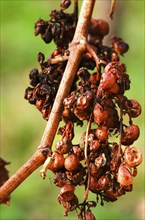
xmin=110 ymin=0 xmax=116 ymax=19
xmin=48 ymin=55 xmax=69 ymax=64
xmin=85 ymin=43 xmax=106 ymax=82
xmin=118 ymin=106 xmax=123 ymax=158
xmin=84 ymin=114 xmax=92 ymax=201
xmin=0 ymin=0 xmax=96 ymax=204
xmin=74 ymin=0 xmax=78 ymax=25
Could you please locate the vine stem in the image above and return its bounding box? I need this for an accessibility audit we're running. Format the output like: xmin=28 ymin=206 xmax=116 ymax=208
xmin=118 ymin=106 xmax=123 ymax=158
xmin=84 ymin=114 xmax=92 ymax=201
xmin=110 ymin=0 xmax=116 ymax=19
xmin=0 ymin=0 xmax=96 ymax=204
xmin=85 ymin=43 xmax=107 ymax=82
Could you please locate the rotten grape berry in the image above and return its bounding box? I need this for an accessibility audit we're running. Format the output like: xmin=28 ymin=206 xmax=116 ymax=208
xmin=117 ymin=164 xmax=133 ymax=186
xmin=124 ymin=146 xmax=143 ymax=167
xmin=64 ymin=153 xmax=80 ymax=171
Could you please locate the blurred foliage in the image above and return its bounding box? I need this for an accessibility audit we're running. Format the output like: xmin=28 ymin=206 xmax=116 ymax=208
xmin=0 ymin=0 xmax=144 ymax=220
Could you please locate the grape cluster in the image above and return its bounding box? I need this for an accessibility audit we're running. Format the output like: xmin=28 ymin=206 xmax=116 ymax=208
xmin=24 ymin=51 xmax=68 ymax=120
xmin=24 ymin=1 xmax=142 ymax=219
xmin=34 ymin=0 xmax=76 ymax=48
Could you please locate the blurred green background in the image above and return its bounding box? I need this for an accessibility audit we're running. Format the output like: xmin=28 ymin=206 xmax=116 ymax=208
xmin=0 ymin=0 xmax=144 ymax=220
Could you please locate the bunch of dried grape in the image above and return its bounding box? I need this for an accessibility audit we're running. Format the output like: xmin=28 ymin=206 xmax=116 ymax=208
xmin=24 ymin=1 xmax=142 ymax=219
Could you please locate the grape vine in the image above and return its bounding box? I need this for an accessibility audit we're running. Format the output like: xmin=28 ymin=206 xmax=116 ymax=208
xmin=0 ymin=1 xmax=142 ymax=220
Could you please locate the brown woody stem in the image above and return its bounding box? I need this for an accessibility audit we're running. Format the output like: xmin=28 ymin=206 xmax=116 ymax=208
xmin=118 ymin=106 xmax=123 ymax=158
xmin=0 ymin=149 xmax=48 ymax=203
xmin=0 ymin=0 xmax=96 ymax=204
xmin=110 ymin=0 xmax=116 ymax=19
xmin=85 ymin=43 xmax=107 ymax=82
xmin=84 ymin=115 xmax=92 ymax=201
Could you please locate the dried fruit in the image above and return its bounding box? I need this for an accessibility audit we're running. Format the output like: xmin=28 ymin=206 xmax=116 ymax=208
xmin=89 ymin=19 xmax=110 ymax=37
xmin=127 ymin=100 xmax=142 ymax=118
xmin=47 ymin=152 xmax=64 ymax=172
xmin=95 ymin=126 xmax=108 ymax=142
xmin=124 ymin=146 xmax=142 ymax=167
xmin=64 ymin=154 xmax=79 ymax=171
xmin=93 ymin=103 xmax=108 ymax=125
xmin=84 ymin=210 xmax=96 ymax=220
xmin=117 ymin=164 xmax=133 ymax=186
xmin=59 ymin=184 xmax=75 ymax=202
xmin=111 ymin=36 xmax=129 ymax=55
xmin=121 ymin=124 xmax=140 ymax=145
xmin=0 ymin=158 xmax=10 ymax=205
